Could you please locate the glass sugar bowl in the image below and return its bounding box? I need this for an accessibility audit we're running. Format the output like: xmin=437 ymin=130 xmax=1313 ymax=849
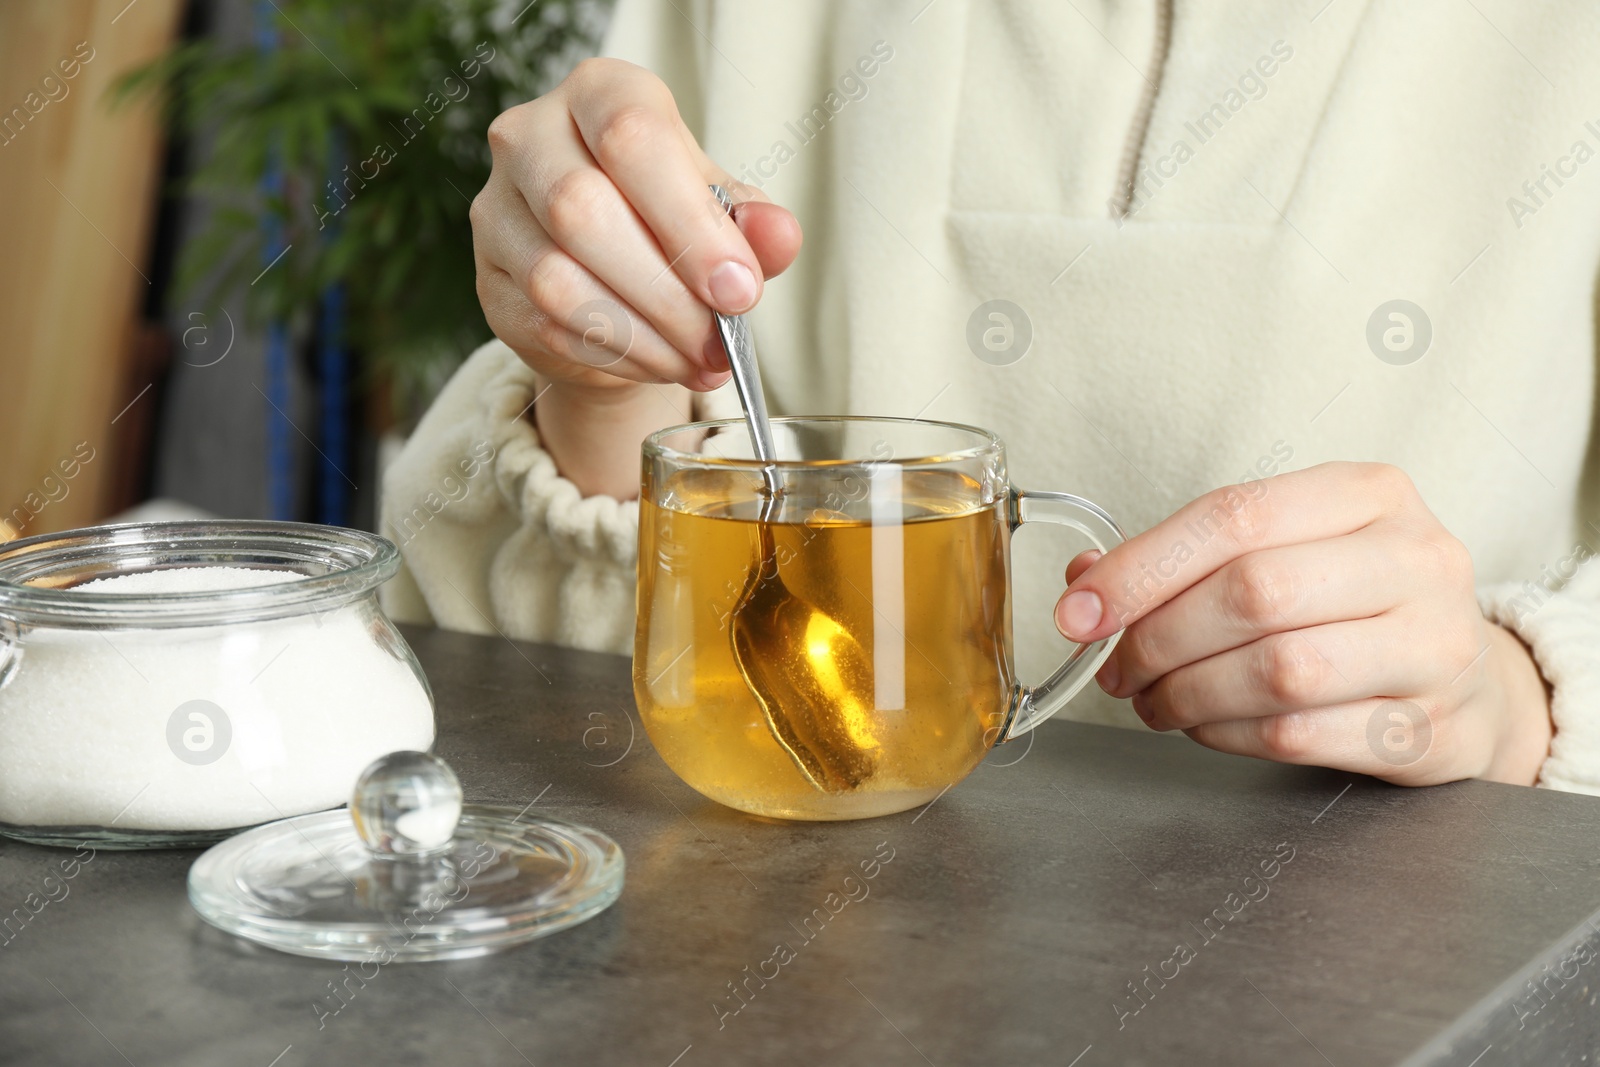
xmin=0 ymin=521 xmax=435 ymax=848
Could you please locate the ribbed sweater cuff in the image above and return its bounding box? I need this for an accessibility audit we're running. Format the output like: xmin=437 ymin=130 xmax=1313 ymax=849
xmin=1480 ymin=575 xmax=1600 ymax=796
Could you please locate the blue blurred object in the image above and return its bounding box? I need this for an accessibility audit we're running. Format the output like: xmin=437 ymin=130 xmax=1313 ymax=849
xmin=257 ymin=1 xmax=293 ymax=522
xmin=264 ymin=316 xmax=293 ymax=522
xmin=317 ymin=285 xmax=350 ymax=526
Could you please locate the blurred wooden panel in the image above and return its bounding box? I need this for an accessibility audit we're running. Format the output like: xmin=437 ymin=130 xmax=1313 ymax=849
xmin=0 ymin=0 xmax=182 ymax=540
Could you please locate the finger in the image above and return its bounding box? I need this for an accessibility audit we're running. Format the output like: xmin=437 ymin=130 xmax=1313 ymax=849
xmin=1183 ymin=698 xmax=1450 ymax=785
xmin=730 ymin=199 xmax=803 ymax=279
xmin=477 ymin=266 xmax=727 ymax=389
xmin=477 ymin=266 xmax=656 ymax=385
xmin=1182 ymin=702 xmax=1379 ymax=772
xmin=1055 ymin=463 xmax=1416 ymax=643
xmin=473 ymin=191 xmax=728 ymax=389
xmin=676 ymin=159 xmax=803 ymax=280
xmin=1106 ymin=530 xmax=1416 ymax=698
xmin=1064 ymin=550 xmax=1101 ymax=586
xmin=566 ymin=62 xmax=766 ymax=314
xmin=1134 ymin=614 xmax=1438 ymax=730
xmin=488 ymin=122 xmax=733 ymax=380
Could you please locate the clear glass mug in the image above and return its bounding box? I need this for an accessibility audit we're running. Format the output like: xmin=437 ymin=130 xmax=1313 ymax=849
xmin=634 ymin=416 xmax=1125 ymax=820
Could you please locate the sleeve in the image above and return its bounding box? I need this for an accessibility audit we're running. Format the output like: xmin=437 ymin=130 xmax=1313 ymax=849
xmin=380 ymin=341 xmax=639 ymax=654
xmin=1480 ymin=556 xmax=1600 ymax=796
xmin=381 ymin=341 xmax=745 ymax=655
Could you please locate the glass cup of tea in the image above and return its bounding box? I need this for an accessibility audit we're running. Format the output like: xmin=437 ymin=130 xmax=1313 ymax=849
xmin=635 ymin=416 xmax=1124 ymax=820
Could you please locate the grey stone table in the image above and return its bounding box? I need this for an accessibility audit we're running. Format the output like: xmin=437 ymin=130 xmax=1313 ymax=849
xmin=3 ymin=626 xmax=1600 ymax=1067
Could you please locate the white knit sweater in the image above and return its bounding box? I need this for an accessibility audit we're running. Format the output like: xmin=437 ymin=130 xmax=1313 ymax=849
xmin=383 ymin=1 xmax=1600 ymax=793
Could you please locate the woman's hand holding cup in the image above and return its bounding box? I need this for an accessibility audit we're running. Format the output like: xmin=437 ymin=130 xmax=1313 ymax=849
xmin=1057 ymin=463 xmax=1553 ymax=786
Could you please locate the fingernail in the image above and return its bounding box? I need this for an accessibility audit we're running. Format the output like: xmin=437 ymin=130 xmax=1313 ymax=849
xmin=708 ymin=261 xmax=757 ymax=313
xmin=1097 ymin=658 xmax=1120 ymax=695
xmin=1057 ymin=589 xmax=1103 ymax=641
xmin=1132 ymin=692 xmax=1155 ymax=726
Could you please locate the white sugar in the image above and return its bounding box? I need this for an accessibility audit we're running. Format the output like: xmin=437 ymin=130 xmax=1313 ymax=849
xmin=0 ymin=565 xmax=434 ymax=832
xmin=75 ymin=566 xmax=303 ymax=594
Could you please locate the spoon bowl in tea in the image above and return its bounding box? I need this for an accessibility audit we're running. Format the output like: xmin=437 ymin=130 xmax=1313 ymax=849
xmin=708 ymin=185 xmax=878 ymax=793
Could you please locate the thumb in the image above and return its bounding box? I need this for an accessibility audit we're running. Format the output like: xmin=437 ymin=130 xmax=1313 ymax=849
xmin=733 ymin=201 xmax=803 ymax=280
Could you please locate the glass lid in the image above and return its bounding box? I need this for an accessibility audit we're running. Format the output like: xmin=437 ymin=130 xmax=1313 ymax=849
xmin=187 ymin=752 xmax=624 ymax=962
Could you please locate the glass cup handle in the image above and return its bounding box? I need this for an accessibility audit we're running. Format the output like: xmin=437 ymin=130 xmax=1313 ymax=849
xmin=1000 ymin=487 xmax=1128 ymax=743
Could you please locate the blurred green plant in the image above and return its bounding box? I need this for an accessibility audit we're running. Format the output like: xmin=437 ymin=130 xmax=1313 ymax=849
xmin=116 ymin=0 xmax=608 ymax=419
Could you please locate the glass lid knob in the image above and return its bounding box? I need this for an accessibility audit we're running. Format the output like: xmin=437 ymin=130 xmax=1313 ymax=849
xmin=350 ymin=750 xmax=463 ymax=856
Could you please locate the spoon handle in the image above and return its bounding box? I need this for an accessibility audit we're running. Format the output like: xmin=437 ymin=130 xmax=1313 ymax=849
xmin=707 ymin=185 xmax=779 ymax=471
xmin=716 ymin=313 xmax=777 ymax=464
